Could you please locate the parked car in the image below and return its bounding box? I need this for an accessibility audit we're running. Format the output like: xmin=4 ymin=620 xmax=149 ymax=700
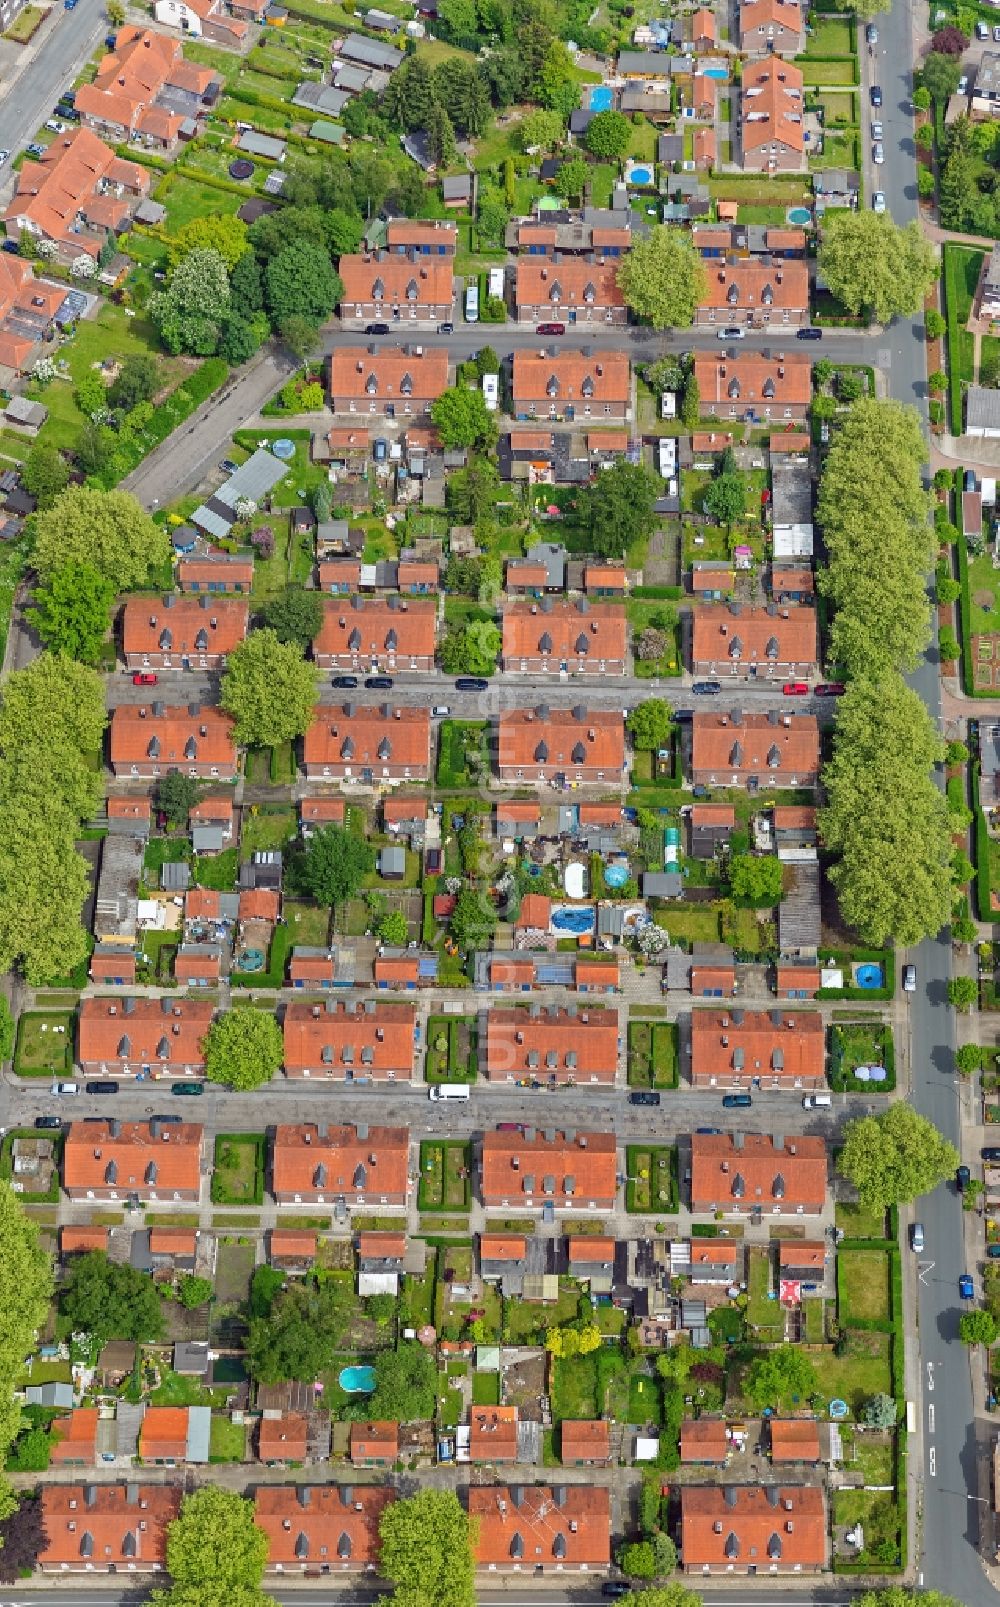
xmin=365 ymin=675 xmax=393 ymax=690
xmin=796 ymin=326 xmax=822 ymax=341
xmin=692 ymin=680 xmax=722 ymax=694
xmin=50 ymin=1081 xmax=78 ymax=1095
xmin=802 ymin=1093 xmax=831 ymax=1109
xmin=873 ymin=192 xmax=886 ymax=213
xmin=871 ymin=120 xmax=883 ymax=139
xmin=910 ymin=1222 xmax=925 ymax=1252
xmin=365 ymin=322 xmax=390 ymax=335
xmin=432 ymin=705 xmax=450 ymax=716
xmin=438 ymin=321 xmax=454 ymax=334
xmin=958 ymin=74 xmax=969 ymax=95
xmin=496 ymin=1122 xmax=524 ymax=1133
xmin=332 ymin=675 xmax=358 ymax=688
xmin=983 ymin=1148 xmax=1000 ymax=1162
xmin=536 ymin=322 xmax=566 ymax=336
xmin=902 ymin=963 xmax=916 ymax=993
xmin=86 ymin=1081 xmax=119 ymax=1095
xmin=866 ymin=22 xmax=878 ymax=42
xmin=872 ymin=141 xmax=885 ymax=165
xmin=722 ymin=1093 xmax=752 ymax=1108
xmin=456 ymin=676 xmax=488 ymax=691
xmin=783 ymin=681 xmax=809 ymax=696
xmin=45 ymin=119 xmax=67 ymax=133
xmin=957 ymin=1164 xmax=972 ymax=1192
xmin=132 ymin=672 xmax=157 ymax=686
xmin=964 ymin=469 xmax=977 ymax=493
xmin=696 ymin=1126 xmax=723 ymax=1135
xmin=151 ymin=1114 xmax=182 ymax=1124
xmin=988 ymin=1244 xmax=1000 ymax=1258
xmin=870 ymin=83 xmax=882 ymax=106
xmin=630 ymin=1091 xmax=661 ymax=1107
xmin=603 ymin=1587 xmax=632 ymax=1601
xmin=993 ymin=24 xmax=1000 ymax=42
xmin=171 ymin=1082 xmax=204 ymax=1096
xmin=718 ymin=326 xmax=745 ymax=341
xmin=0 ymin=150 xmax=9 ymax=167
xmin=815 ymin=682 xmax=846 ymax=697
xmin=959 ymin=1273 xmax=975 ymax=1299
xmin=219 ymin=458 xmax=239 ymax=475
xmin=25 ymin=143 xmax=46 ymax=157
xmin=34 ymin=1116 xmax=61 ymax=1130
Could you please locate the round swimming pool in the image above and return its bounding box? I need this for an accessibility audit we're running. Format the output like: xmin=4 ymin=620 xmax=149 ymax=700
xmin=339 ymin=1365 xmax=376 ymax=1393
xmin=236 ymin=947 xmax=265 ymax=972
xmin=787 ymin=206 xmax=811 ymax=225
xmin=854 ymin=962 xmax=884 ymax=989
xmin=551 ymin=905 xmax=595 ymax=934
xmin=628 ymin=165 xmax=652 ymax=186
xmin=604 ymin=863 xmax=629 ymax=889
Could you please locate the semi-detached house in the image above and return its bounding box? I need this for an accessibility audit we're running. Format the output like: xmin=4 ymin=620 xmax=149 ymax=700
xmin=4 ymin=129 xmax=150 ymax=264
xmin=691 ymin=710 xmax=820 ymax=788
xmin=512 ymin=350 xmax=630 ymax=422
xmin=690 ymin=1007 xmax=825 ymax=1091
xmin=312 ymin=596 xmax=436 ymax=672
xmin=501 ymin=600 xmax=627 ymax=675
xmin=689 ymin=1131 xmax=827 ymax=1216
xmin=38 ymin=1484 xmax=180 ymax=1574
xmin=741 ymin=57 xmax=805 ymax=173
xmin=738 ymin=0 xmax=805 ymax=54
xmin=481 ymin=1128 xmax=618 ymax=1211
xmin=338 ymin=251 xmax=454 ymax=329
xmin=282 ymin=999 xmax=416 ymax=1081
xmin=497 ymin=705 xmax=626 ymax=784
xmin=78 ymin=996 xmax=213 ymax=1078
xmin=75 ymin=28 xmax=220 ymax=150
xmin=110 ymin=702 xmax=238 ymax=780
xmin=690 ymin=603 xmax=818 ymax=679
xmin=63 ymin=1119 xmax=204 ymax=1204
xmin=122 ymin=595 xmax=248 ymax=670
xmin=255 ymin=1485 xmax=394 ymax=1573
xmin=470 ymin=1485 xmax=611 ymax=1572
xmin=302 ymin=702 xmax=431 ymax=783
xmin=514 ymin=259 xmax=626 ymax=327
xmin=693 ymin=353 xmax=812 ymax=422
xmin=695 ymin=260 xmax=809 ymax=328
xmin=271 ymin=1123 xmax=410 ymax=1207
xmin=484 ymin=1006 xmax=618 ymax=1085
xmin=680 ymin=1485 xmax=826 ymax=1574
xmin=329 ymin=346 xmax=449 ymax=417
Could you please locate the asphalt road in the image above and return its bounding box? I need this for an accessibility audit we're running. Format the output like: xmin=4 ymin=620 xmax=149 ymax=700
xmin=863 ymin=0 xmax=989 ymax=1597
xmin=0 ymin=0 xmax=107 ymax=163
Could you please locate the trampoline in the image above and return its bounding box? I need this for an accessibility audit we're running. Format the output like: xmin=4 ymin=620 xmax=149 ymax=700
xmin=229 ymin=159 xmax=255 ymax=180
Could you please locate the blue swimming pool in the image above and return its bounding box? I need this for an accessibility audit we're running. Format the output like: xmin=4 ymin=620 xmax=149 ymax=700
xmin=703 ymin=66 xmax=728 ymax=79
xmin=550 ymin=905 xmax=596 ymax=934
xmin=589 ymin=86 xmax=613 ymax=111
xmin=604 ymin=863 xmax=629 ymax=889
xmin=629 ymin=166 xmax=652 ymax=186
xmin=787 ymin=206 xmax=811 ymax=225
xmin=339 ymin=1365 xmax=376 ymax=1393
xmin=854 ymin=963 xmax=884 ymax=990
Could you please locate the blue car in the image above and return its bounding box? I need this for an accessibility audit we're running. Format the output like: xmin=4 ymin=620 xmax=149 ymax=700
xmin=960 ymin=1274 xmax=975 ymax=1300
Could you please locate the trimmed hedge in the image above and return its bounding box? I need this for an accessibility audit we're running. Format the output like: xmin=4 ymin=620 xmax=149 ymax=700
xmin=211 ymin=1133 xmax=265 ymax=1205
xmin=973 ymin=761 xmax=993 ymax=922
xmin=631 ymin=585 xmax=684 ymax=600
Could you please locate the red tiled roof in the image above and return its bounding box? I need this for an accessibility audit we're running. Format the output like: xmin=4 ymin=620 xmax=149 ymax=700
xmin=691 ymin=431 xmax=735 ymax=451
xmin=740 ymin=0 xmax=803 ymax=32
xmin=271 ymin=1123 xmax=409 ymax=1199
xmin=502 ymin=601 xmax=627 ymax=664
xmin=485 ymin=1007 xmax=617 ymax=1079
xmin=110 ymin=703 xmax=236 ymax=771
xmin=769 ymin=431 xmax=811 ymax=453
xmin=566 ymin=1236 xmax=616 ymax=1263
xmin=498 ymin=707 xmax=625 ymax=773
xmin=78 ymin=996 xmax=213 ymax=1067
xmin=357 ymin=1231 xmax=406 ymax=1258
xmin=772 ymin=806 xmax=816 ymax=828
xmin=587 ymin=431 xmax=628 ymax=452
xmin=576 ymin=958 xmax=618 ymax=987
xmin=382 ymin=794 xmax=427 ymax=823
xmin=515 ymin=258 xmax=624 ymax=311
xmin=301 ymin=796 xmax=347 ymax=824
xmin=693 ymin=75 xmax=717 ymax=114
xmin=107 ymin=797 xmax=151 ymax=824
xmin=508 ymin=433 xmax=553 ymax=455
xmin=303 ymin=703 xmax=431 ymax=773
xmin=239 ymin=889 xmax=280 ymax=922
xmin=259 ymin=1414 xmax=308 ymax=1460
xmin=339 ymin=253 xmax=454 ymax=309
xmin=255 ymin=1485 xmax=394 ymax=1567
xmin=497 ymin=802 xmax=542 ymax=824
xmin=174 ymin=947 xmax=220 ymax=982
xmin=177 ymin=556 xmax=254 ymax=588
xmin=470 ymin=1405 xmax=518 ymax=1459
xmin=6 ymin=128 xmax=149 ymax=253
xmin=691 ymin=1007 xmax=823 ymax=1085
xmin=694 ymin=126 xmax=717 ymax=164
xmin=776 ymin=965 xmax=821 ymax=992
xmin=64 ymin=1120 xmax=203 ymax=1195
xmin=583 ymin=564 xmax=627 ymax=592
xmin=692 ymin=5 xmax=716 ymax=37
xmin=385 ymin=221 xmax=456 ymax=249
xmin=693 ymin=352 xmax=812 ymax=408
xmin=375 ymin=954 xmax=420 ymax=982
xmin=283 ymin=999 xmax=416 ymax=1076
xmin=330 ymin=346 xmax=449 ymax=403
xmin=139 ymin=1407 xmax=188 ymax=1461
xmin=39 ymin=1484 xmax=179 ymax=1567
xmin=692 ymin=566 xmax=736 ymax=592
xmin=770 ymin=1420 xmax=821 ymax=1460
xmin=481 ymin=1128 xmax=617 ymax=1206
xmin=185 ymin=889 xmax=221 ymax=920
xmin=61 ymin=1226 xmax=108 ymax=1254
xmin=514 ymin=893 xmax=552 ymax=929
xmin=698 ymin=257 xmax=808 ymax=316
xmin=289 ymin=951 xmax=336 ymax=982
xmin=560 ymin=1419 xmax=611 ymax=1460
xmin=480 ymin=1234 xmax=527 ymax=1262
xmin=681 ymin=1484 xmax=825 ymax=1569
xmin=691 ymin=805 xmax=736 ymax=827
xmin=90 ymin=950 xmax=137 ymax=983
xmin=689 ymin=1237 xmax=738 ymax=1267
xmin=269 ymin=1230 xmax=317 ymax=1261
xmin=691 ymin=711 xmax=819 ymax=779
xmin=690 ymin=1132 xmax=827 ymax=1210
xmin=772 ymin=566 xmax=814 ymax=594
xmin=148 ymin=1229 xmax=196 ymax=1256
xmin=314 ymin=598 xmax=435 ymax=661
xmin=350 ymin=1420 xmax=399 ymax=1459
xmin=692 ymin=604 xmax=817 ymax=668
xmin=471 ymin=1485 xmax=610 ymax=1567
xmin=189 ymin=795 xmax=234 ymax=825
xmin=488 ymin=958 xmax=536 ymax=987
xmin=49 ymin=1408 xmax=99 ymax=1464
xmin=397 ymin=559 xmax=439 ymax=587
xmin=512 ymin=349 xmax=630 ymax=407
xmin=578 ymin=803 xmax=622 ymax=825
xmin=740 ymin=56 xmax=805 ymax=152
xmin=778 ymin=1239 xmax=825 ymax=1271
xmin=681 ymin=1418 xmax=728 ymax=1461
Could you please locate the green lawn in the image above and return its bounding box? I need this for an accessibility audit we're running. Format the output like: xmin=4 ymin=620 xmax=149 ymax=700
xmin=504 ymin=1282 xmax=580 ymax=1343
xmin=817 ymin=1333 xmax=893 ymax=1414
xmin=802 ymin=14 xmax=853 ymax=53
xmin=944 ymin=243 xmax=984 ymax=434
xmin=240 ymin=806 xmax=297 ymax=855
xmin=627 ymin=1020 xmax=679 ymax=1089
xmin=803 ymin=1298 xmax=826 ymax=1343
xmin=650 ymin=904 xmax=722 ymax=947
xmin=551 ymin=1354 xmax=598 ymax=1421
xmin=285 ymin=900 xmax=330 ymax=948
xmin=627 ymin=1374 xmax=661 ymax=1424
xmin=625 ymin=1145 xmax=677 ymax=1214
xmin=747 ymin=1245 xmax=784 ymax=1342
xmin=209 ymin=1415 xmax=247 ymax=1461
xmin=14 ymin=1012 xmax=74 ymax=1078
xmin=836 ymin=1201 xmax=887 ymax=1240
xmin=967 ymin=545 xmax=1000 ymax=636
xmin=839 ymin=1249 xmax=891 ymax=1325
xmin=156 ymin=173 xmax=243 ymax=230
xmin=399 ymin=1264 xmax=436 ymax=1331
xmin=211 ymin=1135 xmax=264 ymax=1206
xmin=417 ymin=1141 xmax=471 ymax=1212
xmin=472 ymin=1371 xmax=501 ymax=1406
xmin=829 ymin=1020 xmax=894 ymax=1092
xmin=799 ymin=58 xmax=858 ymax=85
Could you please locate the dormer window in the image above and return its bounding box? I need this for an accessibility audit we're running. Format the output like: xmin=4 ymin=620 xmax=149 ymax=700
xmin=728 ymin=379 xmax=741 ymax=400
xmin=762 ymin=283 xmax=774 ymax=305
xmin=400 ymin=373 xmax=413 ymax=396
xmin=581 ymin=376 xmax=595 ymax=398
xmin=405 ymin=278 xmax=418 ymax=301
xmin=365 ymin=374 xmax=378 ymax=395
xmin=372 ymin=277 xmax=385 ymax=299
xmin=727 ymin=283 xmax=739 ymax=305
xmin=546 ymin=375 xmax=560 ymax=398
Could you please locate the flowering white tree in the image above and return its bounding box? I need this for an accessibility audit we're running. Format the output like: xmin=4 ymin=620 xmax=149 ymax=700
xmin=32 ymin=355 xmax=56 ymax=385
xmin=70 ymin=255 xmax=97 ymax=280
xmin=234 ymin=496 xmax=257 ymax=523
xmin=34 ymin=239 xmax=58 ymax=261
xmin=637 ymin=921 xmax=668 ymax=956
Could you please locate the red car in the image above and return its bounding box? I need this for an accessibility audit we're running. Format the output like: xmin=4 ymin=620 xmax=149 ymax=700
xmin=815 ymin=681 xmax=846 ymax=697
xmin=782 ymin=681 xmax=809 ymax=696
xmin=132 ymin=672 xmax=157 ymax=686
xmin=536 ymin=322 xmax=566 ymax=336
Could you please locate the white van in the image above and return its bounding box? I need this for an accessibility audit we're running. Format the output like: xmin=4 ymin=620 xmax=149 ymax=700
xmin=51 ymin=1081 xmax=79 ymax=1095
xmin=802 ymin=1093 xmax=832 ymax=1109
xmin=429 ymin=1085 xmax=470 ymax=1101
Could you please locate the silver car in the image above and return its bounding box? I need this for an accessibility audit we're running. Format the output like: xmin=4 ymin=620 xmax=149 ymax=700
xmin=911 ymin=1223 xmax=925 ymax=1253
xmin=873 ymin=191 xmax=886 ymax=214
xmin=873 ymin=141 xmax=885 ymax=165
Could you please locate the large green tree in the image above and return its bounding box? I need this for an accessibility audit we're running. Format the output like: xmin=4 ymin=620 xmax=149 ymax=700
xmin=921 ymin=50 xmax=962 ymax=102
xmin=32 ymin=486 xmax=170 ymax=591
xmin=220 ymin=629 xmax=319 ymax=748
xmin=839 ymin=1105 xmax=958 ymax=1209
xmin=262 ymin=585 xmax=323 ymax=652
xmin=729 ymin=854 xmax=783 ymax=906
xmin=430 ymin=386 xmax=498 ymax=450
xmin=265 ymin=239 xmax=343 ymax=332
xmin=167 ymin=216 xmax=249 ymax=274
xmin=585 ymin=108 xmax=631 ymax=159
xmin=162 ymin=1489 xmax=268 ymax=1596
xmin=247 ymin=1276 xmax=353 ymax=1383
xmin=293 ymin=824 xmax=374 ymax=911
xmin=627 ymin=699 xmax=673 ymax=752
xmin=379 ymin=1491 xmax=477 ymax=1607
xmin=616 ymin=225 xmax=706 ymax=328
xmin=744 ymin=1347 xmax=818 ymax=1410
xmin=821 ymin=675 xmax=953 ymax=947
xmin=0 ymin=652 xmax=106 ymax=763
xmin=0 ymin=1184 xmax=53 ymax=1515
xmin=817 ymin=399 xmax=932 ymax=680
xmin=438 ymin=619 xmax=500 ymax=675
xmin=364 ymin=1341 xmax=437 ymax=1420
xmin=151 ymin=247 xmax=231 ymax=356
xmin=61 ymin=1252 xmax=164 ymax=1345
xmin=818 ymin=212 xmax=938 ymax=325
xmin=582 ymin=459 xmax=659 ymax=559
xmin=619 ymin=1589 xmax=701 ymax=1607
xmin=204 ymin=1007 xmax=282 ymax=1092
xmin=449 ymin=888 xmax=497 ymax=951
xmin=32 ymin=564 xmax=115 ymax=663
xmin=22 ymin=442 xmax=69 ymax=509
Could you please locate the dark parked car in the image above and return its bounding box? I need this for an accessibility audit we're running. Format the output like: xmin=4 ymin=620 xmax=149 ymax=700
xmin=365 ymin=675 xmax=394 ymax=690
xmin=964 ymin=469 xmax=977 ymax=493
xmin=692 ymin=680 xmax=722 ymax=695
xmin=172 ymin=1082 xmax=204 ymax=1096
xmin=988 ymin=1245 xmax=1000 ymax=1259
xmin=983 ymin=1148 xmax=1000 ymax=1162
xmin=796 ymin=327 xmax=823 ymax=341
xmin=602 ymin=1586 xmax=632 ymax=1601
xmin=722 ymin=1093 xmax=752 ymax=1108
xmin=630 ymin=1091 xmax=661 ymax=1107
xmin=696 ymin=1126 xmax=723 ymax=1134
xmin=960 ymin=1273 xmax=975 ymax=1299
xmin=438 ymin=321 xmax=454 ymax=334
xmin=456 ymin=676 xmax=489 ymax=691
xmin=332 ymin=675 xmax=358 ymax=688
xmin=870 ymin=83 xmax=882 ymax=106
xmin=365 ymin=322 xmax=390 ymax=334
xmin=85 ymin=1081 xmax=119 ymax=1095
xmin=151 ymin=1114 xmax=182 ymax=1124
xmin=957 ymin=1164 xmax=972 ymax=1192
xmin=34 ymin=1116 xmax=61 ymax=1130
xmin=815 ymin=682 xmax=846 ymax=697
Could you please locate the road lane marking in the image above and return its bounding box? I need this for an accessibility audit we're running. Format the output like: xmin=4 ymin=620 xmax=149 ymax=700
xmin=927 ymin=1361 xmax=935 ymax=1389
xmin=919 ymin=1260 xmax=935 ymax=1284
xmin=929 ymin=1447 xmax=936 ymax=1476
xmin=928 ymin=1404 xmax=935 ymax=1432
